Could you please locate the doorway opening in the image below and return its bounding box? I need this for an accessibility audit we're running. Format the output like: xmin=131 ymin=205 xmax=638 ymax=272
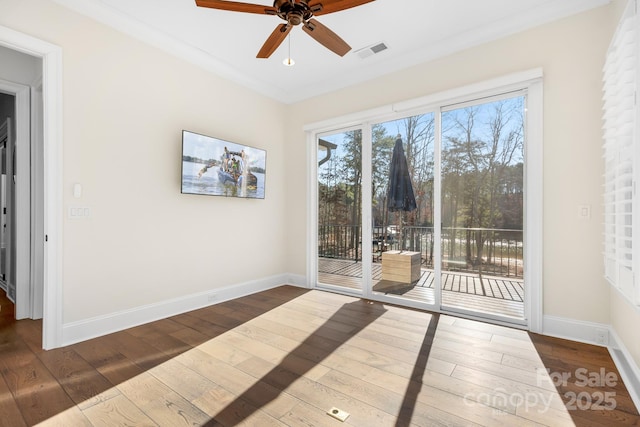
xmin=0 ymin=111 xmax=11 ymax=300
xmin=0 ymin=28 xmax=63 ymax=349
xmin=0 ymin=82 xmax=33 ymax=322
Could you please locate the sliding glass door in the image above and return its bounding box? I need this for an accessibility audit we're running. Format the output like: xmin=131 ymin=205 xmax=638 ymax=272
xmin=370 ymin=115 xmax=436 ymax=306
xmin=440 ymin=95 xmax=525 ymax=321
xmin=312 ymin=85 xmax=535 ymax=327
xmin=317 ymin=129 xmax=363 ymax=293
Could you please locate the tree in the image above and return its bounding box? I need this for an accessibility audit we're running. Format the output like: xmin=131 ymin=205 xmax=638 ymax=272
xmin=339 ymin=130 xmax=363 ymax=256
xmin=370 ymin=115 xmax=435 ymax=251
xmin=316 ymin=97 xmax=524 ymax=267
xmin=441 ymin=97 xmax=524 ymax=266
xmin=371 ymin=124 xmax=394 ymax=232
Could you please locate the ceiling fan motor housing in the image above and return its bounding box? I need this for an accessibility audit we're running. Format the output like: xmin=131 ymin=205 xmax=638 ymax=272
xmin=274 ymin=0 xmax=314 ymax=25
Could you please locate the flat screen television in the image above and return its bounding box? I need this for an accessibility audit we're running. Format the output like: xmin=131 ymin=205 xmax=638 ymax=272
xmin=181 ymin=130 xmax=266 ymax=199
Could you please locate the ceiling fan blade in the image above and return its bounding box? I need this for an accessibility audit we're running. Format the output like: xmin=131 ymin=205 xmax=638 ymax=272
xmin=302 ymin=18 xmax=351 ymax=56
xmin=195 ymin=0 xmax=276 ymax=15
xmin=308 ymin=0 xmax=375 ymax=16
xmin=257 ymin=24 xmax=293 ymax=58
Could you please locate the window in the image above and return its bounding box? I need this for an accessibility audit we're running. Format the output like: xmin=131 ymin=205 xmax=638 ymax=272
xmin=307 ymin=69 xmax=544 ymax=330
xmin=602 ymin=0 xmax=640 ymax=305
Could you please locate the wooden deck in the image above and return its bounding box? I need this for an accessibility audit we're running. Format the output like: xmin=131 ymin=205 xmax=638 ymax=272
xmin=318 ymin=258 xmax=525 ymax=320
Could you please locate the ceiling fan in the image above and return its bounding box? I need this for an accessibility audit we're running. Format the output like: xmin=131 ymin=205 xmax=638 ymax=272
xmin=195 ymin=0 xmax=375 ymax=58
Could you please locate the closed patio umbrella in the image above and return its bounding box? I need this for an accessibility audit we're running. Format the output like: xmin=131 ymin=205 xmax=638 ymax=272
xmin=387 ymin=136 xmax=417 ymax=251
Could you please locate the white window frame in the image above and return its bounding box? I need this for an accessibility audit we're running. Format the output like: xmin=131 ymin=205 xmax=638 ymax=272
xmin=305 ymin=69 xmax=544 ymax=332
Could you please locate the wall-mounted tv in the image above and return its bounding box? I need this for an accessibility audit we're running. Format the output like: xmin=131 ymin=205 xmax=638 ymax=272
xmin=181 ymin=130 xmax=266 ymax=199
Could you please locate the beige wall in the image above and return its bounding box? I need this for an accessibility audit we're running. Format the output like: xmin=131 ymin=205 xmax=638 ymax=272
xmin=285 ymin=2 xmax=621 ymax=327
xmin=1 ymin=0 xmax=288 ymax=322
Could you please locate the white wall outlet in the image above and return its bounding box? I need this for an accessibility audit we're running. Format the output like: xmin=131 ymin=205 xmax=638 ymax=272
xmin=207 ymin=294 xmax=217 ymax=303
xmin=578 ymin=204 xmax=591 ymax=220
xmin=68 ymin=206 xmax=90 ymax=219
xmin=595 ymin=328 xmax=609 ymax=345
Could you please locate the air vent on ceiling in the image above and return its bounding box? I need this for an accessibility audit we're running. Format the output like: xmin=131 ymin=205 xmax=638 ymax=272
xmin=355 ymin=42 xmax=388 ymax=59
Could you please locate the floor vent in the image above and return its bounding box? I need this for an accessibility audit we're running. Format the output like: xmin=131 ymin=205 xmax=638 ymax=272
xmin=356 ymin=42 xmax=388 ymax=59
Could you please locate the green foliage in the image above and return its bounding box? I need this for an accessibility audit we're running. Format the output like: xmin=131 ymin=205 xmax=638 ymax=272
xmin=317 ymin=96 xmax=525 ymax=259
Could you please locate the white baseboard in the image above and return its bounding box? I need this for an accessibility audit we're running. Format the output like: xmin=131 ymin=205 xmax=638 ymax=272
xmin=542 ymin=315 xmax=610 ymax=346
xmin=608 ymin=329 xmax=640 ymax=411
xmin=62 ymin=273 xmax=306 ymax=346
xmin=543 ymin=315 xmax=640 ymax=411
xmin=286 ymin=273 xmax=308 ymax=288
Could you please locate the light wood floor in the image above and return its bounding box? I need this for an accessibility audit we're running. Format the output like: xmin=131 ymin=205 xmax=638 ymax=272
xmin=1 ymin=286 xmax=639 ymax=426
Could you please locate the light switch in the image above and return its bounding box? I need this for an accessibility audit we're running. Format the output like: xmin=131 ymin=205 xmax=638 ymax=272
xmin=73 ymin=183 xmax=82 ymax=198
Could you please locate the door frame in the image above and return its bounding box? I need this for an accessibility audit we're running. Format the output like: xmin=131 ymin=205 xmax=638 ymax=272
xmin=30 ymin=77 xmax=44 ymax=320
xmin=0 ymin=25 xmax=63 ymax=349
xmin=306 ymin=69 xmax=543 ymax=332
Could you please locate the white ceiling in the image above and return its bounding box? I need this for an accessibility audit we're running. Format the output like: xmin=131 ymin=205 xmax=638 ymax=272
xmin=54 ymin=0 xmax=610 ymax=104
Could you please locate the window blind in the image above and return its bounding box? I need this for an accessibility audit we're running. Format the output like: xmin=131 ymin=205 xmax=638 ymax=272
xmin=603 ymin=0 xmax=639 ymax=305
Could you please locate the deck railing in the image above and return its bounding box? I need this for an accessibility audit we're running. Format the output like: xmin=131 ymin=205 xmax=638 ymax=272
xmin=318 ymin=225 xmax=523 ymax=278
xmin=317 ymin=224 xmax=361 ymax=261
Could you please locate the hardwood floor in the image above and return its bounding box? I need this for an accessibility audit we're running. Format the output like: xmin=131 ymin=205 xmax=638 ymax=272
xmin=0 ymin=286 xmax=639 ymax=426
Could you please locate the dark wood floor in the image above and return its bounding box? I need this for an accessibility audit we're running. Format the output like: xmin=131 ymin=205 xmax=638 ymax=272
xmin=0 ymin=286 xmax=639 ymax=426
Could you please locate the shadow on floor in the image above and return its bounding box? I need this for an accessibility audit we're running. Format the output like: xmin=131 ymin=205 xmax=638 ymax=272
xmin=373 ymin=279 xmax=419 ymax=295
xmin=206 ymin=299 xmax=389 ymax=426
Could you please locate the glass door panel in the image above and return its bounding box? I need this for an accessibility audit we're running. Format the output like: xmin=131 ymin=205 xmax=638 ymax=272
xmin=371 ymin=114 xmax=436 ymax=305
xmin=317 ymin=130 xmax=363 ymax=292
xmin=440 ymin=96 xmax=525 ymax=321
